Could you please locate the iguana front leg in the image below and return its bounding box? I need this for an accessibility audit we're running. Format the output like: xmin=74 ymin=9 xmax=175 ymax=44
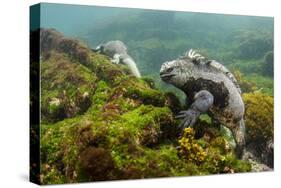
xmin=176 ymin=90 xmax=214 ymax=130
xmin=111 ymin=53 xmax=121 ymax=64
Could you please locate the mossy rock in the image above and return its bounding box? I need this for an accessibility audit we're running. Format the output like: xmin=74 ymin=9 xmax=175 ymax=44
xmin=39 ymin=29 xmax=252 ymax=184
xmin=178 ymin=126 xmax=251 ymax=174
xmin=243 ymin=92 xmax=273 ymax=144
xmin=41 ymin=52 xmax=96 ymax=123
xmin=40 ymin=28 xmax=91 ymax=65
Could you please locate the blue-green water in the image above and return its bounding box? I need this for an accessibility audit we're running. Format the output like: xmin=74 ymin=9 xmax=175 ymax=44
xmin=33 ymin=4 xmax=274 ymax=184
xmin=34 ymin=3 xmax=274 ymax=94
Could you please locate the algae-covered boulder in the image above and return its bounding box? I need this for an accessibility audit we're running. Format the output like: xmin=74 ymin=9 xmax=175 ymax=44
xmin=243 ymin=92 xmax=274 ymax=167
xmin=243 ymin=92 xmax=273 ymax=144
xmin=40 ymin=28 xmax=91 ymax=65
xmin=41 ymin=52 xmax=95 ymax=123
xmin=178 ymin=122 xmax=251 ymax=174
xmin=233 ymin=70 xmax=257 ymax=93
xmin=39 ymin=29 xmax=251 ymax=184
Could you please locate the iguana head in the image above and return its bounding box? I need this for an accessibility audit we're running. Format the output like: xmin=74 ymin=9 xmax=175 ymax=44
xmin=160 ymin=49 xmax=205 ymax=88
xmin=160 ymin=59 xmax=193 ymax=88
xmin=92 ymin=44 xmax=105 ymax=53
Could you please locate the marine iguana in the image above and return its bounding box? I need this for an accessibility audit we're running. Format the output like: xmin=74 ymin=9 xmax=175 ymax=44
xmin=160 ymin=49 xmax=245 ymax=157
xmin=92 ymin=40 xmax=141 ymax=78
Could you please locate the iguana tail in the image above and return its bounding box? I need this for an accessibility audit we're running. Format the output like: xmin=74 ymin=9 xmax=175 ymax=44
xmin=122 ymin=57 xmax=141 ymax=78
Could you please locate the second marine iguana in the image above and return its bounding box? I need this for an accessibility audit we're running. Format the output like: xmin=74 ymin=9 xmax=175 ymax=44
xmin=160 ymin=49 xmax=245 ymax=157
xmin=92 ymin=40 xmax=141 ymax=78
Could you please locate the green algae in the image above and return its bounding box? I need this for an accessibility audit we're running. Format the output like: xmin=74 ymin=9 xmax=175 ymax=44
xmin=39 ymin=29 xmax=252 ymax=184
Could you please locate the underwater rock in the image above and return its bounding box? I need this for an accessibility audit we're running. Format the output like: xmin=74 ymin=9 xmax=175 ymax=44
xmin=233 ymin=70 xmax=257 ymax=93
xmin=40 ymin=28 xmax=91 ymax=65
xmin=262 ymin=140 xmax=274 ymax=167
xmin=242 ymin=150 xmax=272 ymax=172
xmin=178 ymin=124 xmax=251 ymax=174
xmin=243 ymin=92 xmax=273 ymax=167
xmin=164 ymin=92 xmax=182 ymax=114
xmin=39 ymin=29 xmax=252 ymax=184
xmin=41 ymin=52 xmax=95 ymax=123
xmin=79 ymin=147 xmax=115 ymax=181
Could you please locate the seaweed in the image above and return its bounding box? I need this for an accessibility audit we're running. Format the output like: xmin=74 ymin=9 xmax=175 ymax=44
xmin=39 ymin=29 xmax=253 ymax=184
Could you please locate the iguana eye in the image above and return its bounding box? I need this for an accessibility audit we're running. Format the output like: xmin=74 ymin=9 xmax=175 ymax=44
xmin=166 ymin=67 xmax=174 ymax=72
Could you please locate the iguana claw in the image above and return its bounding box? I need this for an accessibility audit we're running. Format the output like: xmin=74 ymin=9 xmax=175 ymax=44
xmin=176 ymin=110 xmax=200 ymax=130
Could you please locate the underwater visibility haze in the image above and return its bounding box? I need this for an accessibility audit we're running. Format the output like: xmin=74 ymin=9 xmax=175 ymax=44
xmin=30 ymin=3 xmax=274 ymax=184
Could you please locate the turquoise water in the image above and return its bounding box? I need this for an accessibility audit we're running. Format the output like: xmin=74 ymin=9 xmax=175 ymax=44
xmin=34 ymin=3 xmax=274 ymax=95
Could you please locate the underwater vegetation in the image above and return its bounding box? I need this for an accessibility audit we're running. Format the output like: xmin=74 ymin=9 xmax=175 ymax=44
xmin=243 ymin=92 xmax=274 ymax=168
xmin=86 ymin=11 xmax=273 ymax=73
xmin=83 ymin=10 xmax=273 ymax=98
xmin=243 ymin=92 xmax=273 ymax=144
xmin=36 ymin=29 xmax=261 ymax=185
xmin=178 ymin=126 xmax=251 ymax=174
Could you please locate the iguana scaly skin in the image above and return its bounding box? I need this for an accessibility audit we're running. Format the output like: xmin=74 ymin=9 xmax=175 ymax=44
xmin=92 ymin=40 xmax=141 ymax=78
xmin=160 ymin=49 xmax=245 ymax=157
